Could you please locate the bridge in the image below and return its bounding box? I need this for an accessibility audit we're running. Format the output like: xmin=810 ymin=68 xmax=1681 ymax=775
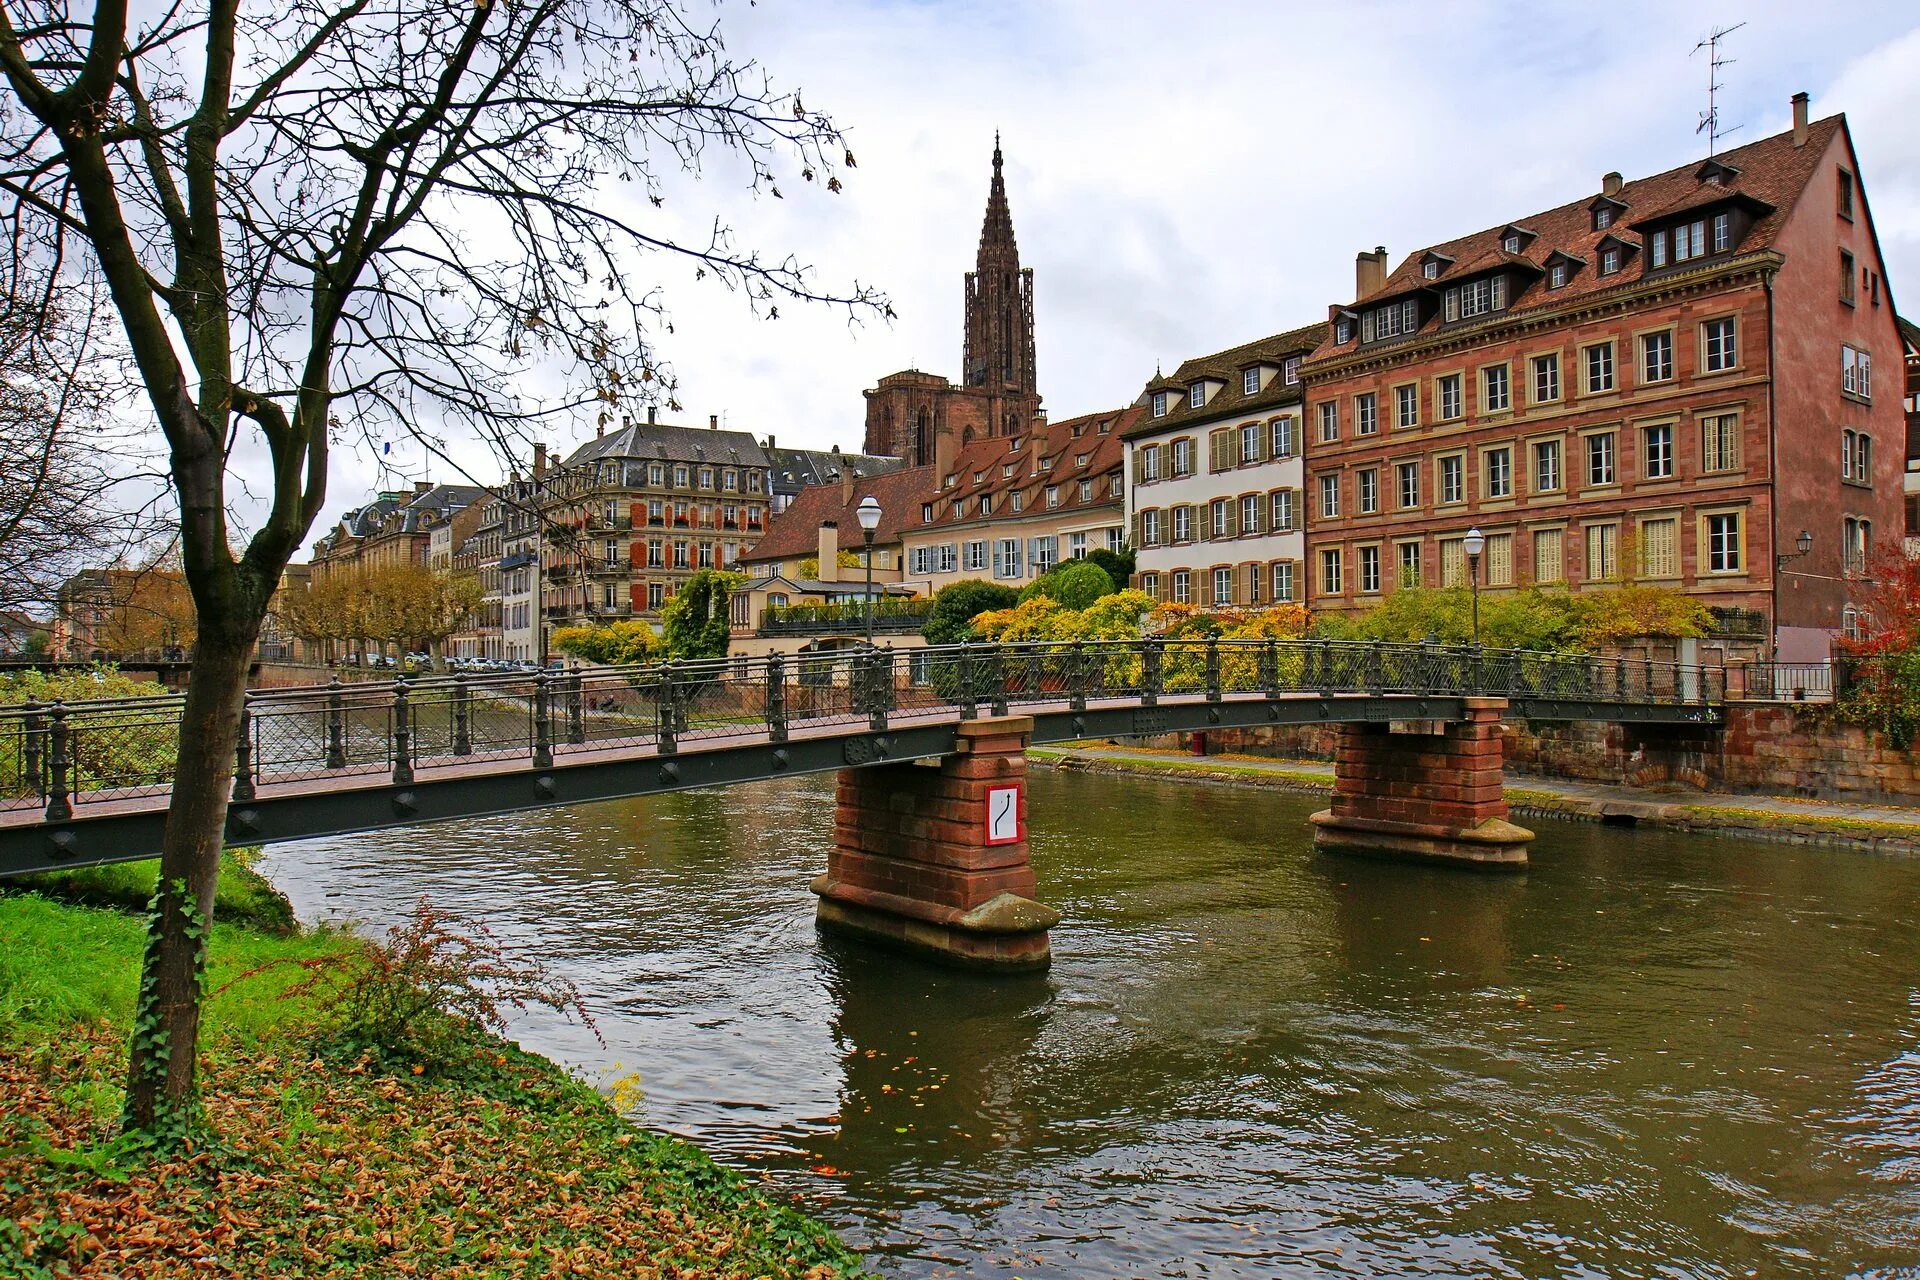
xmin=1 ymin=639 xmax=1723 ymax=970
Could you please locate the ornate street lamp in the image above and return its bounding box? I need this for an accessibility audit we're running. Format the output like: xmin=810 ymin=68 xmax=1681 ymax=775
xmin=856 ymin=495 xmax=882 ymax=646
xmin=1463 ymin=526 xmax=1486 ymax=650
xmin=1776 ymin=528 xmax=1814 ymax=573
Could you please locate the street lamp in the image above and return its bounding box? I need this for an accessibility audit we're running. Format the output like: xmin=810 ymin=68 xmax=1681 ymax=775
xmin=1462 ymin=526 xmax=1486 ymax=649
xmin=856 ymin=495 xmax=882 ymax=646
xmin=1776 ymin=528 xmax=1814 ymax=573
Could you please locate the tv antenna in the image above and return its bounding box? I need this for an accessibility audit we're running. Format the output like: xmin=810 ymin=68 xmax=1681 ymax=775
xmin=1692 ymin=22 xmax=1746 ymax=157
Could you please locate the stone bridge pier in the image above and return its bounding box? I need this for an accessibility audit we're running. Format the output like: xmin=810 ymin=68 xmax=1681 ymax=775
xmin=1311 ymin=696 xmax=1534 ymax=869
xmin=813 ymin=715 xmax=1058 ymax=971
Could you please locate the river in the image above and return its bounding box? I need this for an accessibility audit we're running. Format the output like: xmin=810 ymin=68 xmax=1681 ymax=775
xmin=260 ymin=768 xmax=1920 ymax=1278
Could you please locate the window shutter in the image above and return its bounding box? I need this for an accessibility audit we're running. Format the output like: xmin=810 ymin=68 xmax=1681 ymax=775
xmin=1225 ymin=501 xmax=1241 ymax=539
xmin=1209 ymin=431 xmax=1226 ymax=473
xmin=630 ymin=583 xmax=645 ymax=610
xmin=1199 ymin=503 xmax=1213 ymax=542
xmin=1132 ymin=448 xmax=1145 ymax=483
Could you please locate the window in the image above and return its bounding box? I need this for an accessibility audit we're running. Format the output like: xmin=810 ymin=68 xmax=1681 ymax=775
xmin=1151 ymin=391 xmax=1168 ymax=418
xmin=698 ymin=467 xmax=713 ymax=489
xmin=1600 ymin=245 xmax=1622 ymax=275
xmin=979 ymin=496 xmax=993 ymax=516
xmin=1533 ymin=528 xmax=1565 ymax=584
xmin=1702 ymin=318 xmax=1738 ymax=372
xmin=1585 ymin=524 xmax=1618 ymax=582
xmin=1319 ymin=474 xmax=1341 ymax=519
xmin=1444 ymin=275 xmax=1507 ymax=322
xmin=1140 ymin=572 xmax=1160 ymax=600
xmin=1172 ymin=570 xmax=1191 ymax=604
xmin=1639 ymin=517 xmax=1678 ymax=578
xmin=1711 ymin=212 xmax=1732 ymax=253
xmin=1211 ymin=566 xmax=1233 ymax=606
xmin=1533 ymin=439 xmax=1562 ymax=492
xmin=1172 ymin=505 xmax=1192 ymax=543
xmin=1641 ymin=331 xmax=1674 ymax=383
xmin=722 ymin=470 xmax=739 ymax=492
xmin=748 ymin=471 xmax=763 ymax=494
xmin=1844 ymin=516 xmax=1872 ymax=575
xmin=1701 ymin=413 xmax=1741 ymax=473
xmin=1595 ymin=206 xmax=1614 ymax=231
xmin=1358 ymin=468 xmax=1379 ymax=514
xmin=1482 ymin=364 xmax=1510 ymax=413
xmin=1046 ymin=485 xmax=1060 ymax=509
xmin=921 ymin=503 xmax=933 ymax=524
xmin=1140 ymin=444 xmax=1162 ymax=483
xmin=1270 ymin=417 xmax=1295 ymax=459
xmin=1189 ymin=383 xmax=1206 ymax=409
xmin=672 ymin=541 xmax=689 ymax=569
xmin=1485 ymin=447 xmax=1513 ymax=499
xmin=1241 ymin=494 xmax=1263 ymax=534
xmin=1706 ymin=512 xmax=1743 ymax=574
xmin=1272 ymin=561 xmax=1296 ymax=602
xmin=1587 ymin=432 xmax=1617 ymax=485
xmin=1532 ymin=353 xmax=1560 ymax=404
xmin=1485 ymin=533 xmax=1514 ymax=586
xmin=1397 ymin=541 xmax=1422 ymax=589
xmin=1839 ymin=168 xmax=1855 ymax=219
xmin=648 ymin=582 xmax=665 ymax=610
xmin=1209 ymin=428 xmax=1235 ymax=473
xmin=1361 ymin=299 xmax=1418 ymax=343
xmin=1394 ymin=384 xmax=1419 ymax=429
xmin=1585 ymin=343 xmax=1615 ymax=394
xmin=1069 ymin=531 xmax=1088 ymax=559
xmin=1355 ymin=393 xmax=1378 ymax=435
xmin=1270 ymin=489 xmax=1295 ymax=532
xmin=673 ymin=464 xmax=690 ymax=487
xmin=1842 ymin=250 xmax=1857 ymax=305
xmin=1439 ymin=455 xmax=1464 ymax=505
xmin=1320 ymin=548 xmax=1343 ymax=595
xmin=647 ymin=539 xmax=663 ymax=568
xmin=1284 ymin=357 xmax=1301 ymax=384
xmin=1843 ymin=345 xmax=1872 ymax=398
xmin=1335 ymin=317 xmax=1354 ymax=344
xmin=1079 ymin=479 xmax=1093 ymax=502
xmin=1502 ymin=233 xmax=1522 ymax=253
xmin=1031 ymin=536 xmax=1058 ymax=575
xmin=1172 ymin=437 xmax=1194 ymax=475
xmin=1243 ymin=368 xmax=1261 ymax=396
xmin=1318 ymin=402 xmax=1339 ymax=442
xmin=1240 ymin=422 xmax=1263 ymax=461
xmin=1423 ymin=260 xmax=1440 ymax=280
xmin=1397 ymin=461 xmax=1420 ymax=509
xmin=1438 ymin=374 xmax=1463 ymax=420
xmin=1642 ymin=423 xmax=1674 ymax=479
xmin=965 ymin=540 xmax=988 ymax=571
xmin=1549 ymin=261 xmax=1568 ymax=289
xmin=1358 ymin=545 xmax=1382 ymax=594
xmin=992 ymin=538 xmax=1022 ymax=579
xmin=1843 ymin=429 xmax=1873 ymax=485
xmin=1439 ymin=537 xmax=1465 ymax=587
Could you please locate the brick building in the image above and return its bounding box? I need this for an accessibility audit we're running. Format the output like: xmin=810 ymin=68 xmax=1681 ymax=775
xmin=1301 ymin=96 xmax=1905 ymax=661
xmin=861 ymin=137 xmax=1044 ymax=465
xmin=1124 ymin=324 xmax=1323 ymax=607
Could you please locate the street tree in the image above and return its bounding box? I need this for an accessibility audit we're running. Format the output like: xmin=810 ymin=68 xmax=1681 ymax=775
xmin=0 ymin=0 xmax=882 ymax=1133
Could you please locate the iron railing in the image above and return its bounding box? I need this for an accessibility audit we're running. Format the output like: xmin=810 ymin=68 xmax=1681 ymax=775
xmin=1727 ymin=661 xmax=1836 ymax=703
xmin=0 ymin=639 xmax=1723 ymax=822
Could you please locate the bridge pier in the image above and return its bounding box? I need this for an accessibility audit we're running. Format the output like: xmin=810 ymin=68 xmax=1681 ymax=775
xmin=1311 ymin=696 xmax=1533 ymax=869
xmin=813 ymin=715 xmax=1058 ymax=972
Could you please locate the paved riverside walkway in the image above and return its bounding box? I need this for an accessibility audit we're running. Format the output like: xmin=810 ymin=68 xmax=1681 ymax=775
xmin=1031 ymin=743 xmax=1920 ymax=857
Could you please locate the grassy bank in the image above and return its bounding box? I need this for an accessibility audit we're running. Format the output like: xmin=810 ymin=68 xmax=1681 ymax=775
xmin=0 ymin=890 xmax=869 ymax=1279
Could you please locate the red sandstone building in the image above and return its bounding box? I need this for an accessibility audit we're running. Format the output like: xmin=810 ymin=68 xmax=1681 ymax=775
xmin=1302 ymin=95 xmax=1905 ymax=661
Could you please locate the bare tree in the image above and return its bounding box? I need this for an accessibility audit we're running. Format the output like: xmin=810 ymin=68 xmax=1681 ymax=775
xmin=0 ymin=0 xmax=882 ymax=1134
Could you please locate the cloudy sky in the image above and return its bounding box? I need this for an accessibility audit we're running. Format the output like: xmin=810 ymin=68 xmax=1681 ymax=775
xmin=320 ymin=0 xmax=1920 ymax=537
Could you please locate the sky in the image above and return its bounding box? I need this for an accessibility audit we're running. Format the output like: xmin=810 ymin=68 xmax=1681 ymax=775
xmin=301 ymin=0 xmax=1920 ymax=541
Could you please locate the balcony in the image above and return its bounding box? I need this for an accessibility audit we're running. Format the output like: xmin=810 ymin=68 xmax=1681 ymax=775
xmin=756 ymin=598 xmax=932 ymax=637
xmin=499 ymin=551 xmax=536 ymax=571
xmin=587 ymin=514 xmax=634 ymax=532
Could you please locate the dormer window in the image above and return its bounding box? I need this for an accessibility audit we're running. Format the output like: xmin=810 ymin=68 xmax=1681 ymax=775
xmin=1360 ymin=298 xmax=1418 ymax=344
xmin=1243 ymin=368 xmax=1261 ymax=396
xmin=1188 ymin=383 xmax=1206 ymax=409
xmin=1502 ymin=234 xmax=1521 ymax=253
xmin=1549 ymin=261 xmax=1568 ymax=289
xmin=1595 ymin=206 xmax=1614 ymax=230
xmin=1696 ymin=158 xmax=1741 ymax=186
xmin=1283 ymin=356 xmax=1301 ymax=384
xmin=1151 ymin=391 xmax=1168 ymax=418
xmin=1442 ymin=274 xmax=1507 ymax=322
xmin=1423 ymin=260 xmax=1440 ymax=280
xmin=1335 ymin=316 xmax=1354 ymax=344
xmin=1497 ymin=225 xmax=1536 ymax=255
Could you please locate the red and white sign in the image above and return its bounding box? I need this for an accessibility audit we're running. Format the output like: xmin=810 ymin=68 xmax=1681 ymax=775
xmin=984 ymin=784 xmax=1024 ymax=845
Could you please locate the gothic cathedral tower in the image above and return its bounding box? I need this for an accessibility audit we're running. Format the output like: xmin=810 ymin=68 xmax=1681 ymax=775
xmin=863 ymin=137 xmax=1043 ymax=460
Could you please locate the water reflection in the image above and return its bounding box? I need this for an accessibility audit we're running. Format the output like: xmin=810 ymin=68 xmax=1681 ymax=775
xmin=262 ymin=769 xmax=1920 ymax=1278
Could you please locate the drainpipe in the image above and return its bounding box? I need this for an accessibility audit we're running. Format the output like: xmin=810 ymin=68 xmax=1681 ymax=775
xmin=1763 ymin=266 xmax=1779 ymax=661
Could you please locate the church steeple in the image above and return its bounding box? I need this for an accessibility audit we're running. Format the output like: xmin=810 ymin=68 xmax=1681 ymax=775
xmin=962 ymin=134 xmax=1038 ymax=434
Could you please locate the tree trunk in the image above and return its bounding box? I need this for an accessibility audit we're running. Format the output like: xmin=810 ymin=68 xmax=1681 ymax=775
xmin=122 ymin=624 xmax=257 ymax=1133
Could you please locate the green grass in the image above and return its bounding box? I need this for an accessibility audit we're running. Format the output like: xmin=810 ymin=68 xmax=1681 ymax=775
xmin=4 ymin=847 xmax=296 ymax=934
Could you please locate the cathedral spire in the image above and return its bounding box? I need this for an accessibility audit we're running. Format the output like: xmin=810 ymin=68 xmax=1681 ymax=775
xmin=977 ymin=131 xmax=1018 ymax=267
xmin=962 ymin=134 xmax=1038 ymax=430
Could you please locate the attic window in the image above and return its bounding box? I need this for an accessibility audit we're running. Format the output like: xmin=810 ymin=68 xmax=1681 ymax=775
xmin=1151 ymin=391 xmax=1168 ymax=418
xmin=1594 ymin=206 xmax=1614 ymax=230
xmin=1002 ymin=463 xmax=1015 ymax=477
xmin=1283 ymin=356 xmax=1301 ymax=384
xmin=1188 ymin=384 xmax=1206 ymax=409
xmin=1423 ymin=261 xmax=1440 ymax=279
xmin=1549 ymin=261 xmax=1568 ymax=289
xmin=1335 ymin=317 xmax=1354 ymax=344
xmin=1076 ymin=453 xmax=1090 ymax=468
xmin=1599 ymin=246 xmax=1622 ymax=276
xmin=1243 ymin=368 xmax=1261 ymax=395
xmin=1502 ymin=234 xmax=1521 ymax=254
xmin=942 ymin=473 xmax=955 ymax=488
xmin=921 ymin=503 xmax=933 ymax=523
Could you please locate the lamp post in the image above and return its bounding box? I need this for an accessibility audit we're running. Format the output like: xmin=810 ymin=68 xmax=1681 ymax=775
xmin=1462 ymin=526 xmax=1486 ymax=650
xmin=1775 ymin=528 xmax=1814 ymax=574
xmin=856 ymin=495 xmax=882 ymax=646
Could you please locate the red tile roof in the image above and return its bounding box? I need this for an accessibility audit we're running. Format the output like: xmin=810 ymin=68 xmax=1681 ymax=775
xmin=1309 ymin=116 xmax=1846 ymax=362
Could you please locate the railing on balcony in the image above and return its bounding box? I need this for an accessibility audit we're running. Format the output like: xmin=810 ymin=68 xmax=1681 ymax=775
xmin=1728 ymin=661 xmax=1837 ymax=703
xmin=756 ymin=598 xmax=936 ymax=636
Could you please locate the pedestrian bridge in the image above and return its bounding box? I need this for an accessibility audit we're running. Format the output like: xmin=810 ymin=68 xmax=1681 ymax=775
xmin=1 ymin=639 xmax=1723 ymax=969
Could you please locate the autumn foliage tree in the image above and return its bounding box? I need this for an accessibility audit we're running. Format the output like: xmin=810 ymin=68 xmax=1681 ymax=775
xmin=0 ymin=0 xmax=881 ymax=1134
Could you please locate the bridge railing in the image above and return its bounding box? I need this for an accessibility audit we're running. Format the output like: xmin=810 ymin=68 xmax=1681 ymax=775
xmin=0 ymin=639 xmax=1721 ymax=821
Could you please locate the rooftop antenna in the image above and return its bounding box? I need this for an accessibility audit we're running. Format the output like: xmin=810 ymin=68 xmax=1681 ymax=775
xmin=1692 ymin=22 xmax=1746 ymax=157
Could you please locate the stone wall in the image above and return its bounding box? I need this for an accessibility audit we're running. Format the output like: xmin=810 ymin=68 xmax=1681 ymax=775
xmin=1147 ymin=703 xmax=1920 ymax=804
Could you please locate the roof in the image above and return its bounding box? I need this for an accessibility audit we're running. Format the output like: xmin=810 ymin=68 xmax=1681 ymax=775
xmin=743 ymin=574 xmax=914 ymax=595
xmin=764 ymin=446 xmax=909 ymax=496
xmin=561 ymin=418 xmax=770 ymax=470
xmin=1311 ymin=115 xmax=1848 ymax=362
xmin=1127 ymin=322 xmax=1326 ymax=437
xmin=738 ymin=405 xmax=1138 ymax=563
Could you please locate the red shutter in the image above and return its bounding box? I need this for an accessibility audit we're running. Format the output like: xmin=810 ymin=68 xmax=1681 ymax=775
xmin=629 ymin=582 xmax=644 ymax=610
xmin=629 ymin=540 xmax=644 ymax=567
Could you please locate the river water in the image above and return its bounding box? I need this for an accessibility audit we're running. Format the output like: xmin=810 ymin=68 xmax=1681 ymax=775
xmin=260 ymin=768 xmax=1920 ymax=1278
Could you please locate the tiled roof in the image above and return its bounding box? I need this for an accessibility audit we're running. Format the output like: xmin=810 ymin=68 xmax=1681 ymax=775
xmin=561 ymin=419 xmax=770 ymax=469
xmin=764 ymin=446 xmax=909 ymax=496
xmin=1127 ymin=323 xmax=1325 ymax=437
xmin=1311 ymin=116 xmax=1847 ymax=363
xmin=739 ymin=405 xmax=1139 ymax=564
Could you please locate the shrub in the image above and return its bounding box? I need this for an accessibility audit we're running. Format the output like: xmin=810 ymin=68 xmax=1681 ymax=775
xmin=0 ymin=665 xmax=177 ymax=802
xmin=1084 ymin=545 xmax=1135 ymax=588
xmin=1569 ymin=585 xmax=1712 ymax=649
xmin=1018 ymin=559 xmax=1114 ymax=609
xmin=659 ymin=569 xmax=745 ymax=660
xmin=8 ymin=848 xmax=296 ymax=934
xmin=321 ymin=897 xmax=600 ymax=1071
xmin=552 ymin=619 xmax=658 ymax=665
xmin=922 ymin=579 xmax=1018 ymax=645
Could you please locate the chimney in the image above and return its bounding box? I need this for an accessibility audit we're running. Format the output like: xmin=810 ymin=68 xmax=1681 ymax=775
xmin=532 ymin=443 xmax=549 ymax=478
xmin=414 ymin=480 xmax=431 ymax=495
xmin=646 ymin=405 xmax=657 ymax=425
xmin=709 ymin=413 xmax=718 ymax=430
xmin=1602 ymin=171 xmax=1623 ymax=198
xmin=1355 ymin=246 xmax=1389 ymax=300
xmin=817 ymin=521 xmax=839 ymax=582
xmin=765 ymin=433 xmax=776 ymax=451
xmin=1792 ymin=91 xmax=1810 ymax=147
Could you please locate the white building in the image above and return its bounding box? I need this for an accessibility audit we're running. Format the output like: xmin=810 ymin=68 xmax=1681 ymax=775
xmin=1125 ymin=324 xmax=1323 ymax=608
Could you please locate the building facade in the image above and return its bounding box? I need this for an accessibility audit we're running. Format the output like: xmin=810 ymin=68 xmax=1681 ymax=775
xmin=1124 ymin=325 xmax=1322 ymax=608
xmin=1301 ymin=97 xmax=1905 ymax=660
